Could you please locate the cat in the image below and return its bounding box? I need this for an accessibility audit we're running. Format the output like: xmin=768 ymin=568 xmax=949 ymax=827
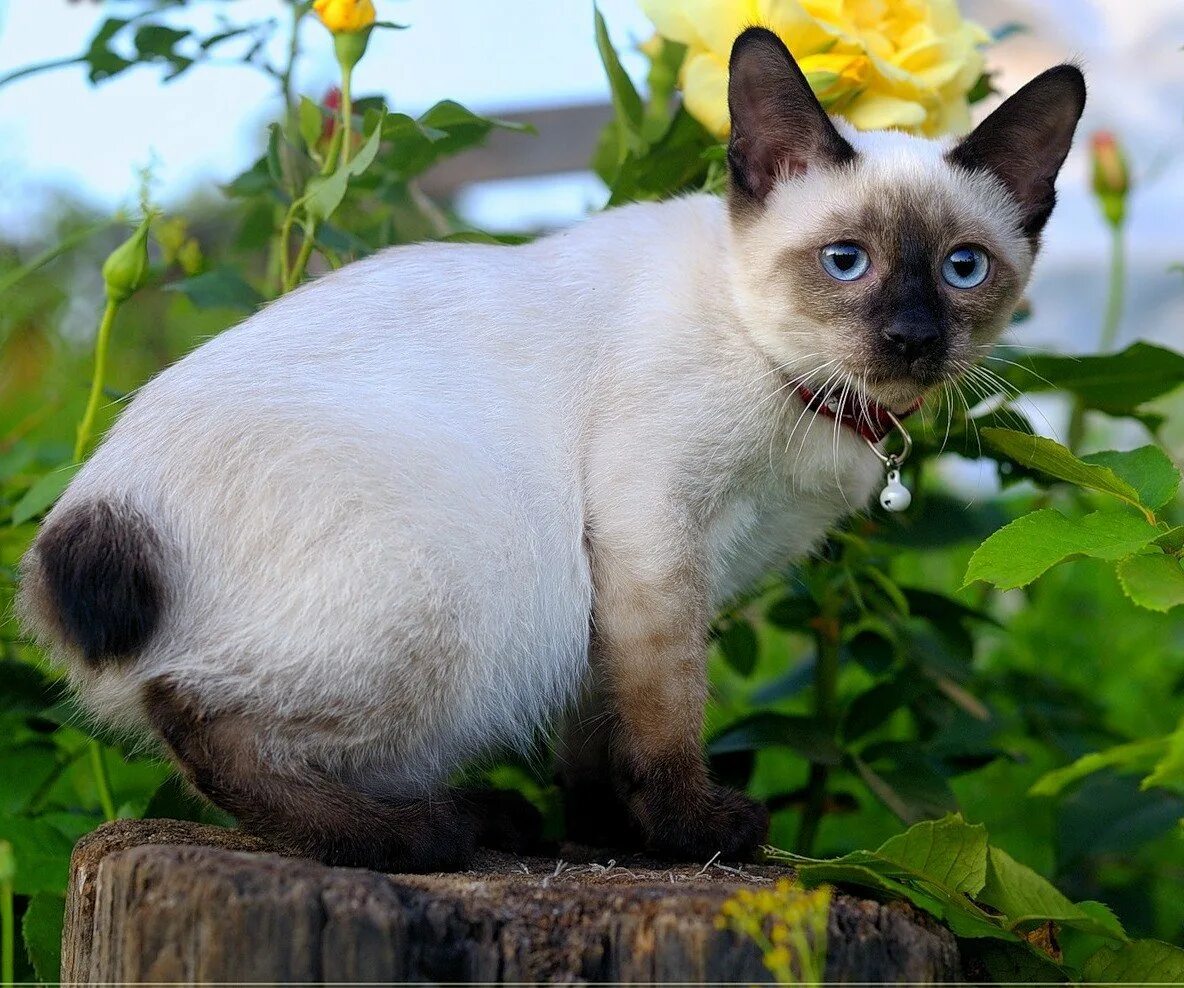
xmin=19 ymin=28 xmax=1084 ymax=871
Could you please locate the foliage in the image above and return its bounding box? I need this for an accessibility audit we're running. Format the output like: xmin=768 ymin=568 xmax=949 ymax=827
xmin=1 ymin=3 xmax=1182 ymax=985
xmin=769 ymin=815 xmax=1184 ymax=982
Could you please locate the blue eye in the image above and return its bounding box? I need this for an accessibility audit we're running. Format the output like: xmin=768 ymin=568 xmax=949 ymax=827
xmin=820 ymin=242 xmax=870 ymax=282
xmin=942 ymin=246 xmax=990 ymax=288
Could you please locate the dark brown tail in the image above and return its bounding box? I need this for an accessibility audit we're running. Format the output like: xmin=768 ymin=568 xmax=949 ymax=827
xmin=26 ymin=499 xmax=166 ymax=665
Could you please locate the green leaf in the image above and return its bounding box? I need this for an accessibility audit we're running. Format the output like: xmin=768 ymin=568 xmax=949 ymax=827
xmin=1116 ymin=553 xmax=1184 ymax=612
xmin=22 ymin=892 xmax=65 ymax=984
xmin=10 ymin=463 xmax=81 ymax=526
xmin=0 ymin=742 xmax=60 ymax=815
xmin=1142 ymin=722 xmax=1184 ymax=792
xmin=772 ymin=815 xmax=1006 ymax=940
xmin=305 ymin=111 xmax=386 ymax=223
xmin=1082 ymin=446 xmax=1180 ymax=510
xmin=850 ymin=752 xmax=959 ymax=824
xmin=980 ymin=846 xmax=1127 ymax=939
xmin=298 ymin=95 xmax=324 ymax=151
xmin=982 ymin=429 xmax=1150 ymax=514
xmin=1018 ymin=342 xmax=1184 ymax=416
xmin=163 ymin=268 xmax=262 ymax=312
xmin=707 ymin=712 xmax=843 ymax=765
xmin=713 ymin=617 xmax=758 ymax=676
xmin=964 ymin=509 xmax=1161 ymax=591
xmin=1029 ymin=738 xmax=1168 ymax=797
xmin=0 ymin=817 xmax=76 ymax=895
xmin=1084 ymin=939 xmax=1184 ymax=985
xmin=593 ymin=6 xmax=645 ymax=165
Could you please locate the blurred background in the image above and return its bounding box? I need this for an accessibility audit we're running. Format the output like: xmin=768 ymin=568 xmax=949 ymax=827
xmin=1 ymin=0 xmax=1182 ymax=353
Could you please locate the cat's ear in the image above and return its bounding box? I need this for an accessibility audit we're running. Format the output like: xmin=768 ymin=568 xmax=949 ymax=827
xmin=726 ymin=27 xmax=855 ymax=208
xmin=947 ymin=65 xmax=1086 ymax=241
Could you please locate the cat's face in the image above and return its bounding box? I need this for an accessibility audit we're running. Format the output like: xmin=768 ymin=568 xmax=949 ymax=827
xmin=724 ymin=28 xmax=1086 ymax=412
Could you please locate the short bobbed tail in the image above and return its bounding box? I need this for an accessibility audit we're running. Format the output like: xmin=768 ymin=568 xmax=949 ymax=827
xmin=20 ymin=499 xmax=167 ymax=666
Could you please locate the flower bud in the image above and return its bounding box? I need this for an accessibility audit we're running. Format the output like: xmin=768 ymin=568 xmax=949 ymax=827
xmin=314 ymin=0 xmax=376 ymax=35
xmin=101 ymin=214 xmax=153 ymax=304
xmin=1090 ymin=131 xmax=1130 ymax=228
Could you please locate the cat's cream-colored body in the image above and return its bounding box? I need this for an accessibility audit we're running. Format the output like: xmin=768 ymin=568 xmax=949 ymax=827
xmin=20 ymin=29 xmax=1083 ymax=866
xmin=34 ymin=189 xmax=886 ymax=789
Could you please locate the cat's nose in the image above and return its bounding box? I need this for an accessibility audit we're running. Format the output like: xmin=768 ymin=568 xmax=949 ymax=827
xmin=881 ymin=313 xmax=942 ymax=360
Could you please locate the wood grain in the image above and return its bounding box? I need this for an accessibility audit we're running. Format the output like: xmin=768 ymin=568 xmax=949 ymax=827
xmin=64 ymin=819 xmax=961 ymax=983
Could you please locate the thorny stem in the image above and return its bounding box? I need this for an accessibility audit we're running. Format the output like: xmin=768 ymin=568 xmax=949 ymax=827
xmin=74 ymin=298 xmax=119 ymax=462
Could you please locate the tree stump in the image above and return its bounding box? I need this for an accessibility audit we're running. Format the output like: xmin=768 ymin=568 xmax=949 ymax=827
xmin=63 ymin=819 xmax=961 ymax=983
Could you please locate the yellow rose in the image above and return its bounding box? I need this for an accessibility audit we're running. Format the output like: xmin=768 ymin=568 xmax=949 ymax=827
xmin=313 ymin=0 xmax=376 ymax=34
xmin=640 ymin=0 xmax=990 ymax=138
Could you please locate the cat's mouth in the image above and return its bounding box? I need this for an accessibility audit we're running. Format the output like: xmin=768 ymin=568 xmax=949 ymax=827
xmin=844 ymin=368 xmax=949 ymax=416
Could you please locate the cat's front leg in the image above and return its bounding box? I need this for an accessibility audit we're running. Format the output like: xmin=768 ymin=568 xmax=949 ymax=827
xmin=588 ymin=517 xmax=769 ymax=861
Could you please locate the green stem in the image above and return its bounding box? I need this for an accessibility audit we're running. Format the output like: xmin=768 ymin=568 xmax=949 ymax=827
xmin=89 ymin=741 xmax=118 ymax=821
xmin=0 ymin=872 xmax=12 ymax=988
xmin=1099 ymin=223 xmax=1126 ymax=352
xmin=340 ymin=62 xmax=354 ymax=167
xmin=1067 ymin=222 xmax=1127 ymax=451
xmin=795 ymin=608 xmax=841 ymax=855
xmin=74 ymin=298 xmax=120 ymax=463
xmin=286 ymin=223 xmax=318 ymax=291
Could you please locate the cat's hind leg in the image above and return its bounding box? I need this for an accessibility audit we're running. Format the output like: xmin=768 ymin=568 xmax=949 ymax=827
xmin=142 ymin=677 xmax=478 ymax=872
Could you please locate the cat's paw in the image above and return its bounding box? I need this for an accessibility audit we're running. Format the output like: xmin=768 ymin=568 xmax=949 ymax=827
xmin=638 ymin=782 xmax=769 ymax=862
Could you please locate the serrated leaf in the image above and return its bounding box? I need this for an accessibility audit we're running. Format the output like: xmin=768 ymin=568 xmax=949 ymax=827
xmin=982 ymin=429 xmax=1149 ymax=513
xmin=1116 ymin=552 xmax=1184 ymax=612
xmin=964 ymin=509 xmax=1160 ymax=591
xmin=10 ymin=463 xmax=81 ymax=526
xmin=298 ymin=95 xmax=323 ymax=151
xmin=305 ymin=111 xmax=385 ymax=223
xmin=1083 ymin=446 xmax=1180 ymax=510
xmin=1029 ymin=738 xmax=1167 ymax=797
xmin=163 ymin=268 xmax=262 ymax=312
xmin=707 ymin=712 xmax=842 ymax=765
xmin=1084 ymin=939 xmax=1184 ymax=985
xmin=980 ymin=846 xmax=1127 ymax=939
xmin=771 ymin=814 xmax=1006 ymax=939
xmin=1018 ymin=342 xmax=1184 ymax=416
xmin=22 ymin=891 xmax=65 ymax=983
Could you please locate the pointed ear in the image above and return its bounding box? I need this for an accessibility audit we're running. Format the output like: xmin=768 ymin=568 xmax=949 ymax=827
xmin=947 ymin=65 xmax=1086 ymax=241
xmin=726 ymin=27 xmax=855 ymax=208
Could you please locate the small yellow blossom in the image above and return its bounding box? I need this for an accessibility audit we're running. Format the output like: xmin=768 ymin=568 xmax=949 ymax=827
xmin=639 ymin=0 xmax=990 ymax=138
xmin=717 ymin=878 xmax=831 ymax=983
xmin=313 ymin=0 xmax=376 ymax=34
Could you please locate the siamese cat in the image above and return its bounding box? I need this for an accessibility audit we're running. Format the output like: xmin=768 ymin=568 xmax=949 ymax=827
xmin=19 ymin=28 xmax=1085 ymax=871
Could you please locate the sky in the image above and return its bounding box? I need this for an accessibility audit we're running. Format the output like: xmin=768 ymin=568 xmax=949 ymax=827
xmin=0 ymin=0 xmax=1182 ymax=354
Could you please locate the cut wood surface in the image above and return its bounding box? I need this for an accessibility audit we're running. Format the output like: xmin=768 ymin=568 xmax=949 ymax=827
xmin=63 ymin=819 xmax=961 ymax=983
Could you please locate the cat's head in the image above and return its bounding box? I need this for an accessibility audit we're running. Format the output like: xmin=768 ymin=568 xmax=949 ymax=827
xmin=724 ymin=27 xmax=1085 ymax=412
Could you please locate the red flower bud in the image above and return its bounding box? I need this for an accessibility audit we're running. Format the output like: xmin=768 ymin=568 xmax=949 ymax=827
xmin=1090 ymin=131 xmax=1130 ymax=228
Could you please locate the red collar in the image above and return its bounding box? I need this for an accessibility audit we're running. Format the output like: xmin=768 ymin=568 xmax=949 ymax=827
xmin=796 ymin=385 xmax=923 ymax=444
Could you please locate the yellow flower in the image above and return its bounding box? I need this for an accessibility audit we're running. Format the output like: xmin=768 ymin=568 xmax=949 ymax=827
xmin=640 ymin=0 xmax=990 ymax=138
xmin=313 ymin=0 xmax=376 ymax=34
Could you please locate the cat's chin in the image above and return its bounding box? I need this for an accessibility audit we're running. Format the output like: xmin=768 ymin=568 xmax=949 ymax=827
xmin=860 ymin=376 xmax=938 ymax=414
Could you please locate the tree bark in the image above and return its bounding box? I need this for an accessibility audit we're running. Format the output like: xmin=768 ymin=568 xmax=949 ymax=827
xmin=63 ymin=819 xmax=961 ymax=983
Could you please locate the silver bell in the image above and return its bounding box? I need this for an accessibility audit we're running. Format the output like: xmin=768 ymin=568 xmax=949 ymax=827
xmin=879 ymin=469 xmax=912 ymax=512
